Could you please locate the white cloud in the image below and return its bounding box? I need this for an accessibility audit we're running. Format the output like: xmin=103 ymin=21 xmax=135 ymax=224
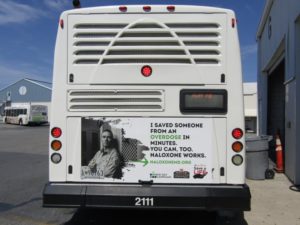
xmin=44 ymin=0 xmax=69 ymax=11
xmin=0 ymin=1 xmax=43 ymax=25
xmin=241 ymin=44 xmax=257 ymax=57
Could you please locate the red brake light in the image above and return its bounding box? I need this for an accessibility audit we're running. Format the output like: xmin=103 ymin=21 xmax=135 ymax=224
xmin=119 ymin=6 xmax=127 ymax=12
xmin=141 ymin=65 xmax=152 ymax=77
xmin=232 ymin=128 xmax=243 ymax=139
xmin=143 ymin=6 xmax=151 ymax=12
xmin=51 ymin=127 xmax=62 ymax=138
xmin=167 ymin=6 xmax=175 ymax=12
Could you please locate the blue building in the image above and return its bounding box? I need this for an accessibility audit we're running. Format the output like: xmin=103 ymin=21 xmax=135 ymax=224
xmin=257 ymin=0 xmax=300 ymax=185
xmin=0 ymin=78 xmax=52 ymax=118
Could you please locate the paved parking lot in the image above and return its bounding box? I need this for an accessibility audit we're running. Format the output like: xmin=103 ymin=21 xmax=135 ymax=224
xmin=0 ymin=123 xmax=299 ymax=225
xmin=0 ymin=124 xmax=73 ymax=225
xmin=245 ymin=174 xmax=300 ymax=225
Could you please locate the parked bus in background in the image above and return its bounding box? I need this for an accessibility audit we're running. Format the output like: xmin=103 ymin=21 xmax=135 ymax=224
xmin=43 ymin=4 xmax=251 ymax=216
xmin=4 ymin=104 xmax=48 ymax=125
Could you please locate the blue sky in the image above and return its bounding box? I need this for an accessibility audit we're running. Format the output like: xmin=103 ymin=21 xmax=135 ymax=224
xmin=0 ymin=0 xmax=265 ymax=89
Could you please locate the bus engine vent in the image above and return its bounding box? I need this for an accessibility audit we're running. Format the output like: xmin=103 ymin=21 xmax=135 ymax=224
xmin=72 ymin=21 xmax=222 ymax=65
xmin=68 ymin=90 xmax=165 ymax=112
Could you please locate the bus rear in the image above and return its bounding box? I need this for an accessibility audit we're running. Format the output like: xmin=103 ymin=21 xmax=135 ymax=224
xmin=44 ymin=5 xmax=250 ymax=212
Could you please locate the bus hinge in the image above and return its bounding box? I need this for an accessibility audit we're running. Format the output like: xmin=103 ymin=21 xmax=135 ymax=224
xmin=138 ymin=180 xmax=153 ymax=185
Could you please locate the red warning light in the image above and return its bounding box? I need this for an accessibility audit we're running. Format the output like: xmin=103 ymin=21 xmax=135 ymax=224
xmin=143 ymin=6 xmax=151 ymax=12
xmin=167 ymin=6 xmax=175 ymax=12
xmin=232 ymin=18 xmax=236 ymax=28
xmin=141 ymin=65 xmax=152 ymax=77
xmin=119 ymin=6 xmax=127 ymax=12
xmin=59 ymin=19 xmax=64 ymax=29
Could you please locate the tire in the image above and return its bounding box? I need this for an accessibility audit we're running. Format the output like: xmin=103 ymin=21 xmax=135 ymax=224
xmin=19 ymin=119 xmax=23 ymax=126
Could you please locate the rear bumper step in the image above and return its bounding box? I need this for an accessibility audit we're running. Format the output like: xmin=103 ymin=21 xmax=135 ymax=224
xmin=43 ymin=183 xmax=251 ymax=211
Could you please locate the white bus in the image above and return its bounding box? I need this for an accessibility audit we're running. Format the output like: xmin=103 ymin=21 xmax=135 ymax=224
xmin=43 ymin=5 xmax=250 ymax=214
xmin=4 ymin=104 xmax=48 ymax=125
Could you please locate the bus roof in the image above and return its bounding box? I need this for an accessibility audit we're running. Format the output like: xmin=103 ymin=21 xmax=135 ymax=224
xmin=63 ymin=5 xmax=234 ymax=16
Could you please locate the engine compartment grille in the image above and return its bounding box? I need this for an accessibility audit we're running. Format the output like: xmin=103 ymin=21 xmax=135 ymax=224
xmin=68 ymin=90 xmax=165 ymax=112
xmin=71 ymin=21 xmax=222 ymax=65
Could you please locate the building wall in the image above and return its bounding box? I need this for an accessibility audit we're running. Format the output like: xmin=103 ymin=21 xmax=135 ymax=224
xmin=0 ymin=79 xmax=51 ymax=103
xmin=243 ymin=83 xmax=258 ymax=133
xmin=257 ymin=0 xmax=300 ymax=184
xmin=0 ymin=79 xmax=52 ymax=122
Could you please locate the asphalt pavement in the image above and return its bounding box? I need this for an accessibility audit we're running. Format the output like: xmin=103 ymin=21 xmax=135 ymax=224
xmin=0 ymin=124 xmax=74 ymax=225
xmin=0 ymin=123 xmax=299 ymax=225
xmin=245 ymin=173 xmax=300 ymax=225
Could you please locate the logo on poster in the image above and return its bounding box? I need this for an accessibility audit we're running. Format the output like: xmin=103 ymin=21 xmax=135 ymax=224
xmin=173 ymin=169 xmax=190 ymax=178
xmin=193 ymin=165 xmax=208 ymax=179
xmin=150 ymin=172 xmax=172 ymax=179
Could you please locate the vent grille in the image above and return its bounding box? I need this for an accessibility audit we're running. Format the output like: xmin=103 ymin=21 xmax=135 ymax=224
xmin=68 ymin=90 xmax=164 ymax=112
xmin=71 ymin=21 xmax=222 ymax=65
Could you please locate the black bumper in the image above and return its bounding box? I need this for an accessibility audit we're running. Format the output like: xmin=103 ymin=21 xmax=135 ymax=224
xmin=43 ymin=183 xmax=251 ymax=211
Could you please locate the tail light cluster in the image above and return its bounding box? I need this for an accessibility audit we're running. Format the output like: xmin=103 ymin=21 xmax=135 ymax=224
xmin=50 ymin=127 xmax=62 ymax=164
xmin=231 ymin=128 xmax=244 ymax=166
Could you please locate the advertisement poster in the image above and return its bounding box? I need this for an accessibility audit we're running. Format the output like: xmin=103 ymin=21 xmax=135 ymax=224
xmin=81 ymin=117 xmax=213 ymax=183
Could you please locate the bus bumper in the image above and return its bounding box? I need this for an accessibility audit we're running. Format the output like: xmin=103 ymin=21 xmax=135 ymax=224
xmin=43 ymin=183 xmax=251 ymax=211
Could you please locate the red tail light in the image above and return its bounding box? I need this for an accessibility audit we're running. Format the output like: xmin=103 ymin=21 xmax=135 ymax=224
xmin=232 ymin=128 xmax=243 ymax=139
xmin=51 ymin=127 xmax=62 ymax=138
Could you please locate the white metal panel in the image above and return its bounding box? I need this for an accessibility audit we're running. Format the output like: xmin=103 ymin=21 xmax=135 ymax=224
xmin=66 ymin=117 xmax=82 ymax=181
xmin=50 ymin=5 xmax=245 ymax=185
xmin=67 ymin=13 xmax=227 ymax=85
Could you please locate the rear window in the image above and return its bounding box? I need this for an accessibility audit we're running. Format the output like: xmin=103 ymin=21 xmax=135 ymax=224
xmin=180 ymin=89 xmax=227 ymax=113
